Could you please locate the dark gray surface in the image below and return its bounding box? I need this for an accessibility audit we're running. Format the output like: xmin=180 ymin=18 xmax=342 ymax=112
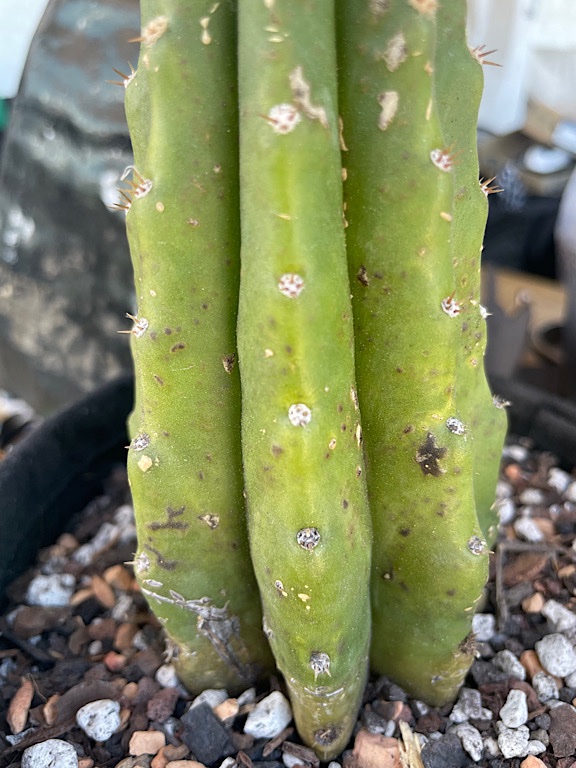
xmin=0 ymin=0 xmax=139 ymax=413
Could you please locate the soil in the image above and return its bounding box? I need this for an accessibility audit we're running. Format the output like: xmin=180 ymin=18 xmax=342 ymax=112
xmin=0 ymin=434 xmax=575 ymax=768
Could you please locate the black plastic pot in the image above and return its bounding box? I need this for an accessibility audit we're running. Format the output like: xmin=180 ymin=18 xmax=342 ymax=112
xmin=0 ymin=375 xmax=133 ymax=610
xmin=1 ymin=372 xmax=575 ymax=612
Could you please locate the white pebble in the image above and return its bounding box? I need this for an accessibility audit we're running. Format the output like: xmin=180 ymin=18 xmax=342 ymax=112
xmin=499 ymin=689 xmax=528 ymax=728
xmin=496 ymin=498 xmax=516 ymax=525
xmin=532 ymin=671 xmax=559 ymax=702
xmin=283 ymin=753 xmax=305 ymax=768
xmin=483 ymin=736 xmax=500 ymax=758
xmin=76 ymin=699 xmax=121 ymax=741
xmin=472 ymin=613 xmax=496 ymax=642
xmin=26 ymin=573 xmax=76 ymax=607
xmin=513 ymin=516 xmax=544 ymax=542
xmin=453 ymin=723 xmax=484 ymax=762
xmin=518 ymin=488 xmax=545 ymax=505
xmin=237 ymin=687 xmax=257 ymax=707
xmin=526 ymin=739 xmax=547 ymax=755
xmin=503 ymin=444 xmax=528 ymax=462
xmin=219 ymin=759 xmax=237 ymax=768
xmin=492 ymin=650 xmax=526 ymax=681
xmin=565 ymin=669 xmax=576 ymax=687
xmin=72 ymin=522 xmax=120 ymax=565
xmin=22 ymin=739 xmax=78 ymax=768
xmin=497 ymin=725 xmax=530 ymax=758
xmin=548 ymin=467 xmax=572 ymax=494
xmin=495 ymin=480 xmax=513 ymax=499
xmin=155 ymin=664 xmax=180 ymax=688
xmin=536 ymin=633 xmax=576 ymax=676
xmin=191 ymin=688 xmax=229 ymax=710
xmin=450 ymin=688 xmax=492 ymax=723
xmin=244 ymin=691 xmax=292 ymax=739
xmin=564 ymin=481 xmax=576 ymax=502
xmin=541 ymin=599 xmax=576 ymax=632
xmin=328 ymin=763 xmax=342 ymax=768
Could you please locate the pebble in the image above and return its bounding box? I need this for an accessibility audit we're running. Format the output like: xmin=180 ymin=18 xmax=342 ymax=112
xmin=499 ymin=689 xmax=529 ymax=728
xmin=536 ymin=634 xmax=576 ymax=676
xmin=518 ymin=488 xmax=545 ymax=505
xmin=22 ymin=738 xmax=79 ymax=768
xmin=564 ymin=480 xmax=576 ymax=503
xmin=548 ymin=467 xmax=572 ymax=493
xmin=493 ymin=649 xmax=527 ymax=680
xmin=497 ymin=724 xmax=530 ymax=758
xmin=352 ymin=730 xmax=400 ymax=768
xmin=420 ymin=731 xmax=468 ymax=768
xmin=450 ymin=688 xmax=492 ymax=723
xmin=147 ymin=687 xmax=180 ymax=722
xmin=26 ymin=573 xmax=76 ymax=607
xmin=472 ymin=613 xmax=496 ymax=642
xmin=520 ymin=758 xmax=547 ymax=768
xmin=180 ymin=702 xmax=234 ymax=765
xmin=564 ymin=668 xmax=576 ymax=687
xmin=243 ymin=691 xmax=292 ymax=739
xmin=76 ymin=698 xmax=121 ymax=741
xmin=155 ymin=664 xmax=181 ymax=689
xmin=190 ymin=689 xmax=229 ymax=710
xmin=549 ymin=703 xmax=576 ymax=757
xmin=453 ymin=723 xmax=484 ymax=762
xmin=503 ymin=444 xmax=528 ymax=462
xmin=532 ymin=671 xmax=560 ymax=702
xmin=525 ymin=740 xmax=547 ymax=756
xmin=541 ymin=600 xmax=576 ymax=632
xmin=237 ymin=687 xmax=256 ymax=707
xmin=496 ymin=497 xmax=516 ymax=525
xmin=129 ymin=730 xmax=166 ymax=756
xmin=514 ymin=516 xmax=545 ymax=543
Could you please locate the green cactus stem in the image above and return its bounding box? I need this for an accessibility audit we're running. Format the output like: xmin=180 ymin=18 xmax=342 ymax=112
xmin=336 ymin=0 xmax=501 ymax=705
xmin=236 ymin=0 xmax=372 ymax=758
xmin=435 ymin=0 xmax=507 ymax=548
xmin=122 ymin=0 xmax=273 ymax=694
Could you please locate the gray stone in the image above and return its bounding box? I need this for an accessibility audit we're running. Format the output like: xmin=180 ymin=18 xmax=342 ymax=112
xmin=499 ymin=689 xmax=528 ymax=728
xmin=513 ymin=516 xmax=544 ymax=542
xmin=536 ymin=633 xmax=576 ymax=677
xmin=26 ymin=573 xmax=75 ymax=607
xmin=472 ymin=613 xmax=496 ymax=642
xmin=0 ymin=0 xmax=138 ymax=413
xmin=532 ymin=670 xmax=560 ymax=702
xmin=453 ymin=723 xmax=483 ymax=762
xmin=244 ymin=691 xmax=292 ymax=739
xmin=450 ymin=688 xmax=492 ymax=723
xmin=525 ymin=740 xmax=547 ymax=755
xmin=190 ymin=688 xmax=229 ymax=710
xmin=75 ymin=699 xmax=121 ymax=741
xmin=497 ymin=725 xmax=530 ymax=758
xmin=541 ymin=599 xmax=576 ymax=632
xmin=492 ymin=650 xmax=526 ymax=681
xmin=22 ymin=739 xmax=78 ymax=768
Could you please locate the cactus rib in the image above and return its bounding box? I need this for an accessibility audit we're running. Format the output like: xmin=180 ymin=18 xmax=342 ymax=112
xmin=237 ymin=0 xmax=372 ymax=758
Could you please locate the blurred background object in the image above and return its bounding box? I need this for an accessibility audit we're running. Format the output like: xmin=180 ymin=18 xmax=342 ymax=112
xmin=0 ymin=0 xmax=138 ymax=414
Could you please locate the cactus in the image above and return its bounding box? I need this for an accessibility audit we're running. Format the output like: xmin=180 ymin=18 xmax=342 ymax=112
xmin=336 ymin=0 xmax=504 ymax=704
xmin=119 ymin=0 xmax=506 ymax=754
xmin=236 ymin=1 xmax=372 ymax=759
xmin=122 ymin=1 xmax=273 ymax=694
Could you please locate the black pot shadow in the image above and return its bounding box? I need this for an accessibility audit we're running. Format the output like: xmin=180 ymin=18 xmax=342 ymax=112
xmin=0 ymin=375 xmax=133 ymax=610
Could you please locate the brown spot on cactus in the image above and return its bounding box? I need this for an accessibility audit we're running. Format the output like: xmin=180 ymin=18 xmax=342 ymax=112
xmin=144 ymin=544 xmax=177 ymax=571
xmin=271 ymin=444 xmax=283 ymax=457
xmin=171 ymin=342 xmax=186 ymax=352
xmin=415 ymin=433 xmax=447 ymax=477
xmin=222 ymin=353 xmax=236 ymax=373
xmin=147 ymin=505 xmax=188 ymax=531
xmin=356 ymin=266 xmax=369 ymax=286
xmin=314 ymin=726 xmax=342 ymax=747
xmin=400 ymin=528 xmax=411 ymax=537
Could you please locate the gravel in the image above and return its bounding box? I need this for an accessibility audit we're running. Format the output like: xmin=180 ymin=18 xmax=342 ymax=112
xmin=1 ymin=436 xmax=576 ymax=768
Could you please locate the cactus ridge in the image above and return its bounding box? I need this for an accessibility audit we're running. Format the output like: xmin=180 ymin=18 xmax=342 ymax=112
xmin=236 ymin=0 xmax=372 ymax=759
xmin=335 ymin=0 xmax=501 ymax=705
xmin=123 ymin=0 xmax=273 ymax=694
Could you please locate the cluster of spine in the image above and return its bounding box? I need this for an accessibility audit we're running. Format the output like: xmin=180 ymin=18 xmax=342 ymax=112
xmin=120 ymin=0 xmax=506 ymax=758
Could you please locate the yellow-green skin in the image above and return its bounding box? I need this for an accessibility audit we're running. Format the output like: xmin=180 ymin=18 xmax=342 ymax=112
xmin=124 ymin=0 xmax=273 ymax=694
xmin=337 ymin=0 xmax=499 ymax=705
xmin=237 ymin=0 xmax=372 ymax=759
xmin=434 ymin=0 xmax=507 ymax=547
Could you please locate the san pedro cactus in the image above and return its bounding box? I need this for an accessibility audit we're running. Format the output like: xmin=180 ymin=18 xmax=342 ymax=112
xmin=336 ymin=0 xmax=505 ymax=704
xmin=119 ymin=0 xmax=506 ymax=756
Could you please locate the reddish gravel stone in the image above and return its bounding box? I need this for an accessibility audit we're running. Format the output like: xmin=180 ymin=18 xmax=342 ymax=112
xmin=549 ymin=703 xmax=576 ymax=757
